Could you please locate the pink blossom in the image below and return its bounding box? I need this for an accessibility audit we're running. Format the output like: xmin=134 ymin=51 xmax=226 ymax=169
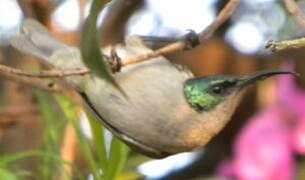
xmin=214 ymin=63 xmax=305 ymax=180
xmin=277 ymin=71 xmax=305 ymax=154
xmin=233 ymin=106 xmax=295 ymax=180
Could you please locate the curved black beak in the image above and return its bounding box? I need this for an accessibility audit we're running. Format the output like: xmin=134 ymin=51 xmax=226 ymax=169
xmin=237 ymin=70 xmax=299 ymax=89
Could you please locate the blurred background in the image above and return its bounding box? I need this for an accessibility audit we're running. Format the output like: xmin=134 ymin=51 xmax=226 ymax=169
xmin=1 ymin=0 xmax=305 ymax=180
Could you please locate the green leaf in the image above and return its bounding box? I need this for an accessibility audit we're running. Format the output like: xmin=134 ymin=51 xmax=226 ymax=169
xmin=80 ymin=0 xmax=125 ymax=95
xmin=104 ymin=137 xmax=129 ymax=180
xmin=55 ymin=95 xmax=103 ymax=180
xmin=0 ymin=151 xmax=85 ymax=180
xmin=0 ymin=169 xmax=18 ymax=180
xmin=115 ymin=171 xmax=143 ymax=180
xmin=0 ymin=151 xmax=40 ymax=167
xmin=124 ymin=155 xmax=151 ymax=172
xmin=55 ymin=95 xmax=130 ymax=180
xmin=35 ymin=90 xmax=66 ymax=179
xmin=86 ymin=111 xmax=108 ymax=171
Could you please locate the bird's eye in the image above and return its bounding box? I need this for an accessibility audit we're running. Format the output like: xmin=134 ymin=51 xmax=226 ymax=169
xmin=211 ymin=86 xmax=223 ymax=95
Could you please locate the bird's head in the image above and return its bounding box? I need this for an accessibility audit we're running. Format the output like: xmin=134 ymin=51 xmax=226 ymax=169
xmin=184 ymin=70 xmax=298 ymax=112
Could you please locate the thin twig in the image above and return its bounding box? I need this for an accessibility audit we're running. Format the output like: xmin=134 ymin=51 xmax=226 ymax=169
xmin=2 ymin=0 xmax=240 ymax=80
xmin=100 ymin=0 xmax=144 ymax=46
xmin=267 ymin=0 xmax=305 ymax=52
xmin=17 ymin=0 xmax=36 ymax=18
xmin=266 ymin=38 xmax=305 ymax=52
xmin=122 ymin=0 xmax=241 ymax=66
xmin=0 ymin=69 xmax=62 ymax=92
xmin=0 ymin=64 xmax=89 ymax=78
xmin=200 ymin=0 xmax=240 ymax=40
xmin=284 ymin=0 xmax=305 ymax=29
xmin=122 ymin=41 xmax=186 ymax=66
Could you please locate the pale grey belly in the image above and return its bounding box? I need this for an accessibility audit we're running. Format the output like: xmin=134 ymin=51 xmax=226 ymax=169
xmin=81 ymin=58 xmax=200 ymax=156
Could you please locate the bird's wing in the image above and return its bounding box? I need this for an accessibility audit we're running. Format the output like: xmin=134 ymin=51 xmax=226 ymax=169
xmin=10 ymin=19 xmax=69 ymax=61
xmin=122 ymin=36 xmax=194 ymax=78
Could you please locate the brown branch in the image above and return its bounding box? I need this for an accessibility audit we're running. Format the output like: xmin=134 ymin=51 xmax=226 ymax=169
xmin=0 ymin=64 xmax=89 ymax=78
xmin=100 ymin=0 xmax=144 ymax=46
xmin=17 ymin=0 xmax=36 ymax=18
xmin=0 ymin=68 xmax=62 ymax=92
xmin=14 ymin=0 xmax=62 ymax=91
xmin=267 ymin=1 xmax=305 ymax=52
xmin=123 ymin=41 xmax=186 ymax=66
xmin=284 ymin=0 xmax=305 ymax=29
xmin=200 ymin=0 xmax=240 ymax=40
xmin=2 ymin=0 xmax=240 ymax=82
xmin=122 ymin=0 xmax=241 ymax=67
xmin=266 ymin=38 xmax=305 ymax=52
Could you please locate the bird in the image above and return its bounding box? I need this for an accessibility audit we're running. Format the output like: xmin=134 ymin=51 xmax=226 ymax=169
xmin=10 ymin=19 xmax=297 ymax=158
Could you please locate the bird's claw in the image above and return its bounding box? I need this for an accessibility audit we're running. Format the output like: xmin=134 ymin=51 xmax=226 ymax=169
xmin=183 ymin=30 xmax=200 ymax=50
xmin=104 ymin=48 xmax=122 ymax=73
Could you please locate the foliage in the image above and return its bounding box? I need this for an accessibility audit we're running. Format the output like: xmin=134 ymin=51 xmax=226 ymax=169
xmin=0 ymin=1 xmax=137 ymax=179
xmin=56 ymin=94 xmax=130 ymax=180
xmin=0 ymin=91 xmax=131 ymax=180
xmin=80 ymin=0 xmax=124 ymax=94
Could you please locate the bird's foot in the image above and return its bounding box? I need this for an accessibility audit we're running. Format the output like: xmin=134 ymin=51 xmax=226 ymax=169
xmin=183 ymin=30 xmax=200 ymax=50
xmin=104 ymin=48 xmax=122 ymax=73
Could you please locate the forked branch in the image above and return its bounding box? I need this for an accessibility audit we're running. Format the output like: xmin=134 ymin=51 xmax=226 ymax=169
xmin=2 ymin=0 xmax=241 ymax=91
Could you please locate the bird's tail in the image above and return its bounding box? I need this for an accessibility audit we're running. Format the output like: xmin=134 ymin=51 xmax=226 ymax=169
xmin=10 ymin=19 xmax=69 ymax=62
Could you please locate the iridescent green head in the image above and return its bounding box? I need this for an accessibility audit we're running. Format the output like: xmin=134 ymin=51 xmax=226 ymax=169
xmin=184 ymin=76 xmax=239 ymax=112
xmin=184 ymin=70 xmax=298 ymax=112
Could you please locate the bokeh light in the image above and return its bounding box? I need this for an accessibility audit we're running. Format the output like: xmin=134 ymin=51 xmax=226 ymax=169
xmin=138 ymin=151 xmax=202 ymax=179
xmin=52 ymin=0 xmax=80 ymax=31
xmin=225 ymin=21 xmax=264 ymax=54
xmin=0 ymin=0 xmax=22 ymax=29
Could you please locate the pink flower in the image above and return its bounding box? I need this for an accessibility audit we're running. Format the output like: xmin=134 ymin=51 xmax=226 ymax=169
xmin=277 ymin=70 xmax=305 ymax=154
xmin=213 ymin=62 xmax=305 ymax=180
xmin=233 ymin=106 xmax=295 ymax=180
xmin=215 ymin=63 xmax=304 ymax=180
